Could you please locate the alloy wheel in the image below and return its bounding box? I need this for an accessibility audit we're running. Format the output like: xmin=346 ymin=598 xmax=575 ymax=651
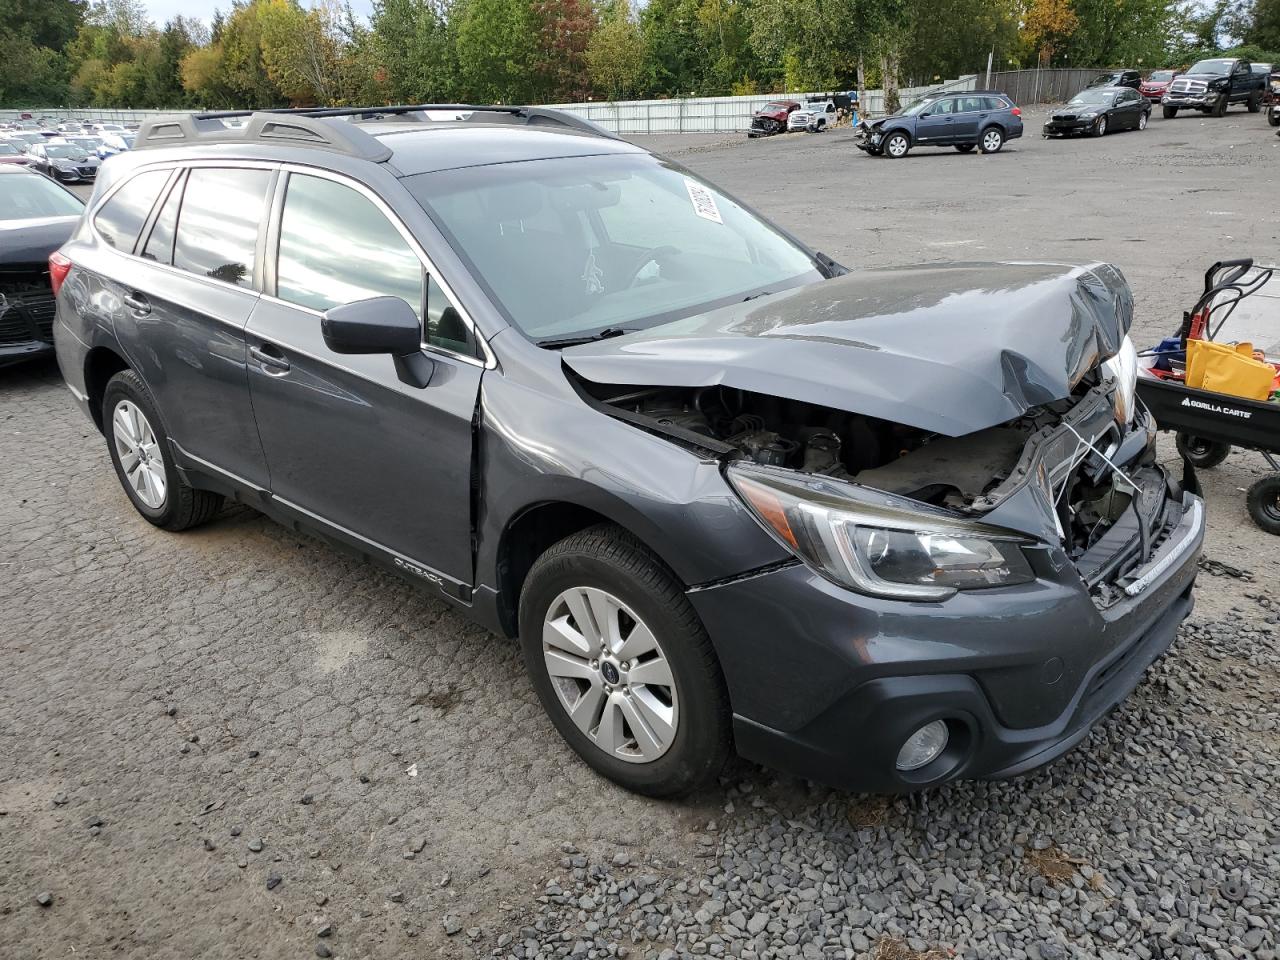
xmin=981 ymin=129 xmax=1002 ymax=152
xmin=112 ymin=400 xmax=167 ymax=509
xmin=542 ymin=586 xmax=678 ymax=764
xmin=1138 ymin=112 xmax=1148 ymax=130
xmin=1096 ymin=117 xmax=1107 ymax=136
xmin=886 ymin=134 xmax=908 ymax=157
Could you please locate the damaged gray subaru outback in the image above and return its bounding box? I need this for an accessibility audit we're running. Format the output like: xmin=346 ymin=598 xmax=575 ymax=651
xmin=53 ymin=106 xmax=1204 ymax=797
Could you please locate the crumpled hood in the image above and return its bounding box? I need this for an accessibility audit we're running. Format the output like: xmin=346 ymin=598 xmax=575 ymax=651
xmin=562 ymin=261 xmax=1133 ymax=437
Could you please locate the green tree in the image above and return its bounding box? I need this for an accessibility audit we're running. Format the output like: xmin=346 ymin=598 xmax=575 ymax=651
xmin=1242 ymin=0 xmax=1280 ymax=49
xmin=368 ymin=0 xmax=458 ymax=102
xmin=453 ymin=0 xmax=540 ymax=101
xmin=587 ymin=6 xmax=647 ymax=99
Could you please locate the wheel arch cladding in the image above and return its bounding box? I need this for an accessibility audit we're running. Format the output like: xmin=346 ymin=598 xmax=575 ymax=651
xmin=494 ymin=503 xmax=686 ymax=639
xmin=84 ymin=346 xmax=132 ymax=432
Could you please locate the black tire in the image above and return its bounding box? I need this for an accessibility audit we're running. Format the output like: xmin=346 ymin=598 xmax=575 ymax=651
xmin=1247 ymin=93 xmax=1262 ymax=113
xmin=1212 ymin=93 xmax=1227 ymax=117
xmin=1163 ymin=105 xmax=1178 ymax=119
xmin=1269 ymin=110 xmax=1280 ymax=127
xmin=979 ymin=126 xmax=1005 ymax=153
xmin=1246 ymin=474 xmax=1280 ymax=535
xmin=103 ymin=369 xmax=224 ymax=531
xmin=955 ymin=143 xmax=975 ymax=152
xmin=883 ymin=131 xmax=910 ymax=158
xmin=517 ymin=524 xmax=731 ymax=797
xmin=1138 ymin=110 xmax=1149 ymax=130
xmin=1175 ymin=433 xmax=1231 ymax=469
xmin=1094 ymin=115 xmax=1108 ymax=137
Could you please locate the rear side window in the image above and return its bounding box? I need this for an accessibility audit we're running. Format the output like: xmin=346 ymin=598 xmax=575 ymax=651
xmin=276 ymin=174 xmax=423 ymax=318
xmin=141 ymin=173 xmax=183 ymax=264
xmin=174 ymin=167 xmax=271 ymax=288
xmin=94 ymin=169 xmax=169 ymax=251
xmin=986 ymin=97 xmax=1010 ymax=110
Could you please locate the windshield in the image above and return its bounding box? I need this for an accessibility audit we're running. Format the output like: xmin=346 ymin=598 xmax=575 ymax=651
xmin=761 ymin=102 xmax=791 ymax=112
xmin=1187 ymin=59 xmax=1232 ymax=75
xmin=899 ymin=98 xmax=936 ymax=116
xmin=1069 ymin=90 xmax=1115 ymax=105
xmin=406 ymin=154 xmax=822 ymax=343
xmin=46 ymin=145 xmax=89 ymax=159
xmin=1148 ymin=70 xmax=1175 ymax=82
xmin=0 ymin=172 xmax=84 ymax=220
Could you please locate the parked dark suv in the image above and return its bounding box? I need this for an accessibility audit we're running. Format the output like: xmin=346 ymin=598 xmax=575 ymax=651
xmin=54 ymin=106 xmax=1202 ymax=797
xmin=854 ymin=91 xmax=1023 ymax=157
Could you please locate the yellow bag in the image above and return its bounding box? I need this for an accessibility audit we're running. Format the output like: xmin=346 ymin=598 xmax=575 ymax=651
xmin=1186 ymin=339 xmax=1275 ymax=401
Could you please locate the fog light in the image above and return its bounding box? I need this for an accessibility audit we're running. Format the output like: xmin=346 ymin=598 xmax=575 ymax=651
xmin=896 ymin=720 xmax=949 ymax=771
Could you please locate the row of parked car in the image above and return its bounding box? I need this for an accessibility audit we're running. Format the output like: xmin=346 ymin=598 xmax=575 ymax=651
xmin=836 ymin=58 xmax=1280 ymax=159
xmin=0 ymin=116 xmax=138 ymax=183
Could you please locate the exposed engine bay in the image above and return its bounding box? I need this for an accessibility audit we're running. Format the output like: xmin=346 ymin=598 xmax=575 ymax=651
xmin=578 ymin=374 xmax=1180 ymax=603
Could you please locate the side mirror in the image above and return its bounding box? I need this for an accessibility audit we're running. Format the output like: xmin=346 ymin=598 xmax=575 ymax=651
xmin=321 ymin=296 xmax=434 ymax=388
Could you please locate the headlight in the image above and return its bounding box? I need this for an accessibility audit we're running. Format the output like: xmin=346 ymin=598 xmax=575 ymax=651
xmin=1101 ymin=335 xmax=1138 ymax=425
xmin=727 ymin=464 xmax=1035 ymax=601
xmin=1079 ymin=110 xmax=1098 ymax=118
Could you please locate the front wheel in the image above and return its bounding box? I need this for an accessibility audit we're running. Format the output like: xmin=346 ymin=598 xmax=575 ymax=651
xmin=1138 ymin=111 xmax=1149 ymax=130
xmin=1163 ymin=105 xmax=1178 ymax=119
xmin=1175 ymin=433 xmax=1231 ymax=469
xmin=883 ymin=131 xmax=910 ymax=158
xmin=979 ymin=127 xmax=1005 ymax=153
xmin=103 ymin=370 xmax=224 ymax=530
xmin=1269 ymin=109 xmax=1280 ymax=127
xmin=518 ymin=525 xmax=731 ymax=797
xmin=1212 ymin=94 xmax=1227 ymax=117
xmin=1246 ymin=474 xmax=1280 ymax=535
xmin=1094 ymin=116 xmax=1108 ymax=137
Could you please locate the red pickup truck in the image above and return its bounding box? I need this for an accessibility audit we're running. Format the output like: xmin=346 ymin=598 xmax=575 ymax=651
xmin=748 ymin=100 xmax=800 ymax=137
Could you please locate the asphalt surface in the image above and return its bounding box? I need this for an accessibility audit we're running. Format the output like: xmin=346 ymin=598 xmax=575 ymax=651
xmin=4 ymin=106 xmax=1279 ymax=960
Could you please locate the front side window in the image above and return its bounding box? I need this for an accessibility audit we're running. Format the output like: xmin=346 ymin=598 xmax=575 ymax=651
xmin=901 ymin=98 xmax=937 ymax=116
xmin=407 ymin=153 xmax=822 ymax=343
xmin=94 ymin=169 xmax=169 ymax=251
xmin=276 ymin=174 xmax=423 ymax=317
xmin=173 ymin=167 xmax=271 ymax=288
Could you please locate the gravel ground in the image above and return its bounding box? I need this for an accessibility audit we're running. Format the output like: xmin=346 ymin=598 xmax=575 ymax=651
xmin=6 ymin=107 xmax=1280 ymax=960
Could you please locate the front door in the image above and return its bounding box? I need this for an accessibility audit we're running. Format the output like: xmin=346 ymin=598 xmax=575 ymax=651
xmin=244 ymin=170 xmax=486 ymax=595
xmin=913 ymin=98 xmax=956 ymax=144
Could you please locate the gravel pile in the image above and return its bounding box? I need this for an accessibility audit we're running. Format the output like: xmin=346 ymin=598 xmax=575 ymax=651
xmin=490 ymin=598 xmax=1279 ymax=960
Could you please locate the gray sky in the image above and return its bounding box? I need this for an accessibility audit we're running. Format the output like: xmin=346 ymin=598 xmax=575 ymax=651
xmin=140 ymin=0 xmax=376 ymax=28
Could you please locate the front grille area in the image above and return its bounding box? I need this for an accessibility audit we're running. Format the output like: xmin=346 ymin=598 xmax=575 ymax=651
xmin=0 ymin=275 xmax=56 ymax=347
xmin=1170 ymin=78 xmax=1206 ymax=95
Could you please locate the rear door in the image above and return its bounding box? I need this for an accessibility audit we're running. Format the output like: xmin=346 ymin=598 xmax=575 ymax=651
xmin=949 ymin=96 xmax=984 ymax=143
xmin=106 ymin=164 xmax=274 ymax=489
xmin=243 ymin=169 xmax=486 ymax=596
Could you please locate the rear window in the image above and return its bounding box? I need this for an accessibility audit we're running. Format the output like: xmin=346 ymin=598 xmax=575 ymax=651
xmin=94 ymin=169 xmax=169 ymax=251
xmin=173 ymin=167 xmax=272 ymax=288
xmin=0 ymin=171 xmax=84 ymax=221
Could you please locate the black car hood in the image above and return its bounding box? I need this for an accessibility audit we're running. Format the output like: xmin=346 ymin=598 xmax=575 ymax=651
xmin=562 ymin=262 xmax=1132 ymax=437
xmin=1179 ymin=71 xmax=1229 ymax=83
xmin=0 ymin=216 xmax=79 ymax=267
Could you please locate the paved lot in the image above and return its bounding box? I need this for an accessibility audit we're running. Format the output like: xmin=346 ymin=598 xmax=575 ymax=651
xmin=5 ymin=107 xmax=1280 ymax=960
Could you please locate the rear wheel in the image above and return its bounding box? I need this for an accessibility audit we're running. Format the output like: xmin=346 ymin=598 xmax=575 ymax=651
xmin=1247 ymin=93 xmax=1262 ymax=113
xmin=103 ymin=370 xmax=224 ymax=530
xmin=884 ymin=131 xmax=910 ymax=158
xmin=518 ymin=525 xmax=731 ymax=797
xmin=979 ymin=126 xmax=1005 ymax=153
xmin=955 ymin=143 xmax=975 ymax=153
xmin=1163 ymin=105 xmax=1178 ymax=118
xmin=1246 ymin=474 xmax=1280 ymax=535
xmin=1175 ymin=433 xmax=1231 ymax=469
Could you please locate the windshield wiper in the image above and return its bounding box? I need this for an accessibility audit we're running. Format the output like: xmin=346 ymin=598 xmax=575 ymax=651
xmin=742 ymin=291 xmax=773 ymax=302
xmin=535 ymin=327 xmax=635 ymax=349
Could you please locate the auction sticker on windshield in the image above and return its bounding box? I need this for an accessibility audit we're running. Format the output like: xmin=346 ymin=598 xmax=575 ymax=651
xmin=685 ymin=179 xmax=723 ymax=224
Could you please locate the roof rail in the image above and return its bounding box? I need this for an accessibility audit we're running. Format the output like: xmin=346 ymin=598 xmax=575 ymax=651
xmin=133 ymin=112 xmax=394 ymax=162
xmin=195 ymin=104 xmax=620 ymax=140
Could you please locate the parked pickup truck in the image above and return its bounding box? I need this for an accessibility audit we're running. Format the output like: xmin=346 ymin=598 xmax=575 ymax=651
xmin=1162 ymin=58 xmax=1266 ymax=117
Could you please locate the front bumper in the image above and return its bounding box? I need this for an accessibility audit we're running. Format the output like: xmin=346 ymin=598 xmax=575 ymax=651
xmin=689 ymin=477 xmax=1204 ymax=793
xmin=1162 ymin=93 xmax=1217 ymax=109
xmin=1043 ymin=118 xmax=1097 ymax=135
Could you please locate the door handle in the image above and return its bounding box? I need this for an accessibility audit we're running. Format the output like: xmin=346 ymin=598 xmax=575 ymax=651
xmin=123 ymin=292 xmax=150 ymax=316
xmin=250 ymin=344 xmax=291 ymax=373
